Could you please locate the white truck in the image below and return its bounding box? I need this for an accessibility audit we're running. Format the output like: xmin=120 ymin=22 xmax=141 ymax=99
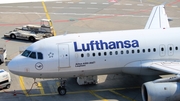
xmin=0 ymin=47 xmax=7 ymax=64
xmin=4 ymin=19 xmax=54 ymax=42
xmin=0 ymin=69 xmax=11 ymax=89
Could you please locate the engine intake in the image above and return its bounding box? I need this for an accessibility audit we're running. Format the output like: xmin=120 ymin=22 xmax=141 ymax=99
xmin=142 ymin=81 xmax=180 ymax=101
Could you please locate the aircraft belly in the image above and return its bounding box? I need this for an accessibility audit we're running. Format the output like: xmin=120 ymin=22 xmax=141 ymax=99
xmin=10 ymin=67 xmax=123 ymax=78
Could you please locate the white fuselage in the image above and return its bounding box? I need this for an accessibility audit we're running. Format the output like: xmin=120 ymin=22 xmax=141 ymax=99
xmin=8 ymin=27 xmax=180 ymax=78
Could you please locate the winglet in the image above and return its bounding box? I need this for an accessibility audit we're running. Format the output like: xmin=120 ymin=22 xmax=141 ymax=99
xmin=144 ymin=5 xmax=170 ymax=29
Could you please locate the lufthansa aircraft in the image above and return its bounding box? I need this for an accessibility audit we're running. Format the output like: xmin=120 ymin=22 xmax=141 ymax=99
xmin=7 ymin=4 xmax=180 ymax=101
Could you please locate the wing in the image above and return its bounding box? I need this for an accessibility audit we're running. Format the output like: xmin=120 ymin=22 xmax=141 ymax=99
xmin=144 ymin=5 xmax=170 ymax=29
xmin=144 ymin=61 xmax=180 ymax=82
xmin=150 ymin=61 xmax=180 ymax=74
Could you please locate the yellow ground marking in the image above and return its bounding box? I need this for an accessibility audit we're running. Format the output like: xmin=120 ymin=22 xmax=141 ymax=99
xmin=19 ymin=76 xmax=28 ymax=96
xmin=27 ymin=86 xmax=140 ymax=97
xmin=41 ymin=1 xmax=56 ymax=36
xmin=68 ymin=90 xmax=87 ymax=94
xmin=89 ymin=90 xmax=108 ymax=101
xmin=26 ymin=90 xmax=88 ymax=97
xmin=37 ymin=82 xmax=45 ymax=95
xmin=109 ymin=90 xmax=136 ymax=101
xmin=94 ymin=87 xmax=140 ymax=92
xmin=56 ymin=81 xmax=60 ymax=87
xmin=28 ymin=93 xmax=57 ymax=97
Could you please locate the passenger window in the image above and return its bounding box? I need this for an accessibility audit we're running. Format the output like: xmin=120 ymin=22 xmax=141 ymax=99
xmin=22 ymin=50 xmax=31 ymax=57
xmin=115 ymin=51 xmax=118 ymax=55
xmin=81 ymin=53 xmax=84 ymax=57
xmin=104 ymin=52 xmax=107 ymax=56
xmin=121 ymin=50 xmax=123 ymax=54
xmin=98 ymin=52 xmax=101 ymax=56
xmin=37 ymin=52 xmax=43 ymax=59
xmin=153 ymin=48 xmax=156 ymax=52
xmin=175 ymin=47 xmax=178 ymax=50
xmin=92 ymin=53 xmax=95 ymax=57
xmin=109 ymin=51 xmax=112 ymax=55
xmin=87 ymin=53 xmax=90 ymax=57
xmin=126 ymin=50 xmax=129 ymax=54
xmin=169 ymin=47 xmax=172 ymax=51
xmin=143 ymin=49 xmax=145 ymax=53
xmin=137 ymin=49 xmax=140 ymax=53
xmin=148 ymin=49 xmax=151 ymax=52
xmin=29 ymin=52 xmax=36 ymax=59
xmin=161 ymin=48 xmax=164 ymax=51
xmin=132 ymin=50 xmax=134 ymax=54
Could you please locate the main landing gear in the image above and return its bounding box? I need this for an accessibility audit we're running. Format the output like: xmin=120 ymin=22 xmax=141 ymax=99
xmin=57 ymin=79 xmax=66 ymax=95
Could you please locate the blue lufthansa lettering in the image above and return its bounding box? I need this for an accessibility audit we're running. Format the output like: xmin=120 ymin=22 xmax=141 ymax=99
xmin=100 ymin=40 xmax=108 ymax=50
xmin=90 ymin=40 xmax=95 ymax=51
xmin=109 ymin=41 xmax=116 ymax=49
xmin=82 ymin=43 xmax=90 ymax=51
xmin=116 ymin=41 xmax=124 ymax=48
xmin=132 ymin=40 xmax=139 ymax=48
xmin=74 ymin=42 xmax=82 ymax=52
xmin=124 ymin=40 xmax=131 ymax=48
xmin=95 ymin=41 xmax=101 ymax=50
xmin=74 ymin=40 xmax=139 ymax=52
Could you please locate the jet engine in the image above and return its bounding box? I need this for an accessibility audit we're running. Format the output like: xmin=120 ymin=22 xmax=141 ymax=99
xmin=141 ymin=81 xmax=180 ymax=101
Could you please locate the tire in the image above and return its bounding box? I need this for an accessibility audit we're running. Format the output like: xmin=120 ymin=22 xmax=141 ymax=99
xmin=10 ymin=34 xmax=16 ymax=39
xmin=57 ymin=87 xmax=66 ymax=95
xmin=6 ymin=84 xmax=10 ymax=89
xmin=29 ymin=36 xmax=35 ymax=42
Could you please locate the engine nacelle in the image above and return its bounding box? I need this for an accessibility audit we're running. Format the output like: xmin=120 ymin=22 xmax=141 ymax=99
xmin=142 ymin=81 xmax=180 ymax=101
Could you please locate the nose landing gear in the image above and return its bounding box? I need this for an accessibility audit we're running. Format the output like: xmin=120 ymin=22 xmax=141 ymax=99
xmin=57 ymin=79 xmax=66 ymax=95
xmin=58 ymin=86 xmax=66 ymax=95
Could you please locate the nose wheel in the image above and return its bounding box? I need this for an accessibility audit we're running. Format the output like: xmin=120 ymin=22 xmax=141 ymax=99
xmin=57 ymin=79 xmax=67 ymax=95
xmin=58 ymin=86 xmax=66 ymax=95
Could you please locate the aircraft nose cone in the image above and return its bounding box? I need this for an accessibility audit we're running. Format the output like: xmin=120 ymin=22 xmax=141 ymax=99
xmin=8 ymin=57 xmax=19 ymax=74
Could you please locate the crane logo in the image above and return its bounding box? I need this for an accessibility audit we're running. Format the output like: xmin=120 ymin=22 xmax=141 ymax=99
xmin=35 ymin=62 xmax=43 ymax=70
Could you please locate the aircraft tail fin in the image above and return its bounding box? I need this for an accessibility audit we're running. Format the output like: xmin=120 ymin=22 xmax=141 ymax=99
xmin=144 ymin=5 xmax=170 ymax=29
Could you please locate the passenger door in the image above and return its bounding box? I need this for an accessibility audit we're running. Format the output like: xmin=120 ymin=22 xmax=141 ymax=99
xmin=58 ymin=44 xmax=70 ymax=68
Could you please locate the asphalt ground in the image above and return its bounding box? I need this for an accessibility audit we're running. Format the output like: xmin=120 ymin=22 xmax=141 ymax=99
xmin=0 ymin=0 xmax=180 ymax=101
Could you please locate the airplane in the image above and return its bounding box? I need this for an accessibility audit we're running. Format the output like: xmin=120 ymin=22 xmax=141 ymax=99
xmin=7 ymin=4 xmax=180 ymax=101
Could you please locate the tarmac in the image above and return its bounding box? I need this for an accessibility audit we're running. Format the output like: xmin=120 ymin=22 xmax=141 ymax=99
xmin=0 ymin=0 xmax=180 ymax=101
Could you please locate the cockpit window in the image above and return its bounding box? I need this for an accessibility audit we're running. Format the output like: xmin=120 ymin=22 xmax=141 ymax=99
xmin=29 ymin=52 xmax=36 ymax=59
xmin=22 ymin=50 xmax=31 ymax=57
xmin=22 ymin=50 xmax=43 ymax=60
xmin=37 ymin=52 xmax=43 ymax=59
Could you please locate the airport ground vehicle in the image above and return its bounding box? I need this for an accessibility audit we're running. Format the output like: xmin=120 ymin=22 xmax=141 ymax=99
xmin=0 ymin=69 xmax=11 ymax=89
xmin=0 ymin=46 xmax=7 ymax=64
xmin=4 ymin=19 xmax=54 ymax=42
